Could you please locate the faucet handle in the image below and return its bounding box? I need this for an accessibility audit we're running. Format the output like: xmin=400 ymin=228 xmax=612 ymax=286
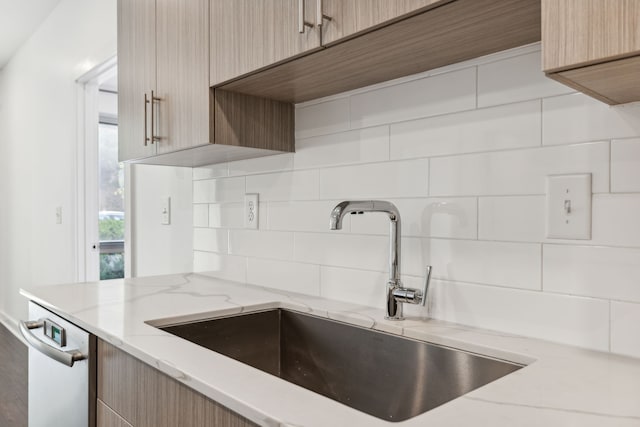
xmin=419 ymin=266 xmax=432 ymax=306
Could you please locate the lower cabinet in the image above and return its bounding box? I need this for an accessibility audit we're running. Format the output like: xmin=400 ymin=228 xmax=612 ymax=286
xmin=97 ymin=340 xmax=257 ymax=427
xmin=98 ymin=399 xmax=133 ymax=427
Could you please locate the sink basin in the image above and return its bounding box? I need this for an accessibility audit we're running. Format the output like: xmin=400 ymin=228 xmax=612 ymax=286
xmin=159 ymin=309 xmax=523 ymax=422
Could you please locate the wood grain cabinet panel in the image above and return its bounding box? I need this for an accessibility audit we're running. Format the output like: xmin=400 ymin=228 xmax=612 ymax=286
xmin=117 ymin=0 xmax=156 ymax=162
xmin=220 ymin=0 xmax=541 ymax=103
xmin=97 ymin=340 xmax=257 ymax=427
xmin=97 ymin=400 xmax=133 ymax=427
xmin=542 ymin=0 xmax=640 ymax=104
xmin=320 ymin=0 xmax=449 ymax=45
xmin=156 ymin=0 xmax=210 ymax=154
xmin=210 ymin=0 xmax=322 ymax=86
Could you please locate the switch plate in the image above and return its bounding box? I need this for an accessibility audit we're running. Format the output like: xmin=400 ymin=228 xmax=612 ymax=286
xmin=546 ymin=174 xmax=592 ymax=240
xmin=245 ymin=193 xmax=259 ymax=229
xmin=161 ymin=197 xmax=171 ymax=225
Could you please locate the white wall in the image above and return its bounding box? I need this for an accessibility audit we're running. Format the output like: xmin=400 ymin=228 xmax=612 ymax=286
xmin=130 ymin=164 xmax=193 ymax=277
xmin=0 ymin=0 xmax=117 ymax=325
xmin=193 ymin=44 xmax=640 ymax=358
xmin=0 ymin=0 xmax=193 ymax=327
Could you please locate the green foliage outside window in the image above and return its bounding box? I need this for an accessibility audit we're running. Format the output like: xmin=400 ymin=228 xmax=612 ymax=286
xmin=100 ymin=253 xmax=124 ymax=280
xmin=99 ymin=218 xmax=125 ymax=241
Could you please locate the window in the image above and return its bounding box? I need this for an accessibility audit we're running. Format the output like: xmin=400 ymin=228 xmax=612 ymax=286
xmin=98 ymin=89 xmax=124 ymax=280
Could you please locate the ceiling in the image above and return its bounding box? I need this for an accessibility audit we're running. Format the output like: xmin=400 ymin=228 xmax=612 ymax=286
xmin=0 ymin=0 xmax=61 ymax=69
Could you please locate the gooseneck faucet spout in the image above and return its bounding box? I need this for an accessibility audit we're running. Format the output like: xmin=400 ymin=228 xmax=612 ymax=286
xmin=330 ymin=201 xmax=401 ymax=285
xmin=330 ymin=200 xmax=431 ymax=320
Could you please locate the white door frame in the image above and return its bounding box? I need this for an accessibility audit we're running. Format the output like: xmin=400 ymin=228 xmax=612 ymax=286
xmin=75 ymin=57 xmax=118 ymax=282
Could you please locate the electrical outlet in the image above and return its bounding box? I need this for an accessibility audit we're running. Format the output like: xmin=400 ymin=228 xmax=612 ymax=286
xmin=245 ymin=194 xmax=259 ymax=229
xmin=161 ymin=197 xmax=171 ymax=225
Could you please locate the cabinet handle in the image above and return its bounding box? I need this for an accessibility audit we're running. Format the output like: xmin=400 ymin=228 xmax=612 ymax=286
xmin=144 ymin=93 xmax=149 ymax=146
xmin=298 ymin=0 xmax=314 ymax=33
xmin=150 ymin=90 xmax=161 ymax=144
xmin=316 ymin=0 xmax=332 ymax=27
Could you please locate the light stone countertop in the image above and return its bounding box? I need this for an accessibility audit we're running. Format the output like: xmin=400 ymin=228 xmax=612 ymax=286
xmin=21 ymin=273 xmax=640 ymax=427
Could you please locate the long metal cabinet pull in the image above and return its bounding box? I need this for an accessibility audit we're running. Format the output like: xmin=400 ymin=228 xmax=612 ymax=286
xmin=316 ymin=0 xmax=332 ymax=27
xmin=19 ymin=320 xmax=86 ymax=367
xmin=150 ymin=90 xmax=161 ymax=144
xmin=298 ymin=0 xmax=314 ymax=33
xmin=144 ymin=92 xmax=149 ymax=146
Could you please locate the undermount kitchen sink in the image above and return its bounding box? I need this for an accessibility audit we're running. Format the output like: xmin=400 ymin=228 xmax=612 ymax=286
xmin=159 ymin=309 xmax=523 ymax=422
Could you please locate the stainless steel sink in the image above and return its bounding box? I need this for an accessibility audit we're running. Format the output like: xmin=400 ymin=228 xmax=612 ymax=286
xmin=159 ymin=309 xmax=523 ymax=422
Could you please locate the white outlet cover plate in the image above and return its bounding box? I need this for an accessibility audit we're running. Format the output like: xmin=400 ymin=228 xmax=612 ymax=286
xmin=245 ymin=193 xmax=259 ymax=229
xmin=546 ymin=174 xmax=591 ymax=240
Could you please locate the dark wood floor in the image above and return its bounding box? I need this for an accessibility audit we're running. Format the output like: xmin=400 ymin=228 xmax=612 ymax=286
xmin=0 ymin=322 xmax=27 ymax=427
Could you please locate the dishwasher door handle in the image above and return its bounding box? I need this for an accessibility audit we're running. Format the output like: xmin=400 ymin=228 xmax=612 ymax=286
xmin=19 ymin=320 xmax=86 ymax=367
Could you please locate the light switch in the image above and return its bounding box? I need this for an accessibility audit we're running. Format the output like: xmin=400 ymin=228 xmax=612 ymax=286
xmin=55 ymin=206 xmax=62 ymax=224
xmin=546 ymin=174 xmax=591 ymax=239
xmin=161 ymin=197 xmax=171 ymax=225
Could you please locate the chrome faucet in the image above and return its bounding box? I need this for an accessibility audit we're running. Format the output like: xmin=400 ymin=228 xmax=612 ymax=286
xmin=329 ymin=201 xmax=432 ymax=320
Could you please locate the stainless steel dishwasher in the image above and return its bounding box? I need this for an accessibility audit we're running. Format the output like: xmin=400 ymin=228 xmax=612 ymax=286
xmin=20 ymin=301 xmax=96 ymax=427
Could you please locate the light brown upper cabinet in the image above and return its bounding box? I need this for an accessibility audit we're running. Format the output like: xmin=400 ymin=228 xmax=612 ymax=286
xmin=542 ymin=0 xmax=640 ymax=104
xmin=210 ymin=0 xmax=323 ymax=86
xmin=118 ymin=0 xmax=209 ymax=162
xmin=155 ymin=0 xmax=210 ymax=155
xmin=319 ymin=0 xmax=448 ymax=46
xmin=219 ymin=0 xmax=541 ymax=103
xmin=117 ymin=0 xmax=156 ymax=162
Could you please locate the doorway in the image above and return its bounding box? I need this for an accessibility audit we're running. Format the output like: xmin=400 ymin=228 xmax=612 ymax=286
xmin=76 ymin=58 xmax=126 ymax=282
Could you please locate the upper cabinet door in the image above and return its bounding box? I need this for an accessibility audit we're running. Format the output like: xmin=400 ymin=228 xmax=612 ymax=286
xmin=320 ymin=0 xmax=448 ymax=46
xmin=117 ymin=0 xmax=156 ymax=162
xmin=210 ymin=0 xmax=323 ymax=86
xmin=156 ymin=0 xmax=210 ymax=154
xmin=542 ymin=0 xmax=640 ymax=72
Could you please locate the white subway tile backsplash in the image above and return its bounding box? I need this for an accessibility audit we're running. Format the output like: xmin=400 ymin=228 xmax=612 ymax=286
xmin=349 ymin=198 xmax=478 ymax=239
xmin=611 ymin=138 xmax=640 ymax=193
xmin=193 ymin=204 xmax=209 ymax=228
xmin=430 ymin=280 xmax=610 ymax=351
xmin=208 ymin=203 xmax=243 ymax=229
xmin=611 ymin=301 xmax=640 ymax=358
xmin=193 ymin=177 xmax=245 ymax=203
xmin=294 ymin=126 xmax=389 ymax=170
xmin=193 ymin=251 xmax=246 ymax=283
xmin=543 ymin=93 xmax=640 ymax=145
xmin=479 ymin=196 xmax=545 ymax=242
xmin=428 ymin=239 xmax=541 ymax=290
xmin=192 ymin=44 xmax=640 ymax=358
xmin=320 ymin=266 xmax=387 ymax=308
xmin=247 ymin=258 xmax=320 ymax=295
xmin=350 ymin=67 xmax=476 ymax=128
xmin=430 ymin=142 xmax=609 ymax=196
xmin=228 ymin=153 xmax=294 ymax=177
xmin=193 ymin=228 xmax=228 ymax=253
xmin=246 ymin=170 xmax=319 ymax=202
xmin=295 ymin=98 xmax=350 ymax=139
xmin=543 ymin=245 xmax=640 ymax=303
xmin=193 ymin=163 xmax=228 ymax=180
xmin=319 ymin=159 xmax=428 ymax=199
xmin=477 ymin=51 xmax=573 ymax=107
xmin=295 ymin=233 xmax=388 ymax=272
xmin=592 ymin=194 xmax=640 ymax=248
xmin=268 ymin=201 xmax=350 ymax=233
xmin=228 ymin=230 xmax=293 ymax=260
xmin=390 ymin=100 xmax=541 ymax=159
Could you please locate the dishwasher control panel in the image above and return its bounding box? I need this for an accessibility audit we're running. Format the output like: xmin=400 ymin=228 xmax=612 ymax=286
xmin=43 ymin=319 xmax=66 ymax=347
